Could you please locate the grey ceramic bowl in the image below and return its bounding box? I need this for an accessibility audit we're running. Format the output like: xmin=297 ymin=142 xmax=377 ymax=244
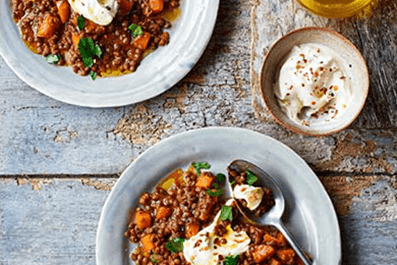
xmin=260 ymin=27 xmax=369 ymax=136
xmin=0 ymin=0 xmax=219 ymax=107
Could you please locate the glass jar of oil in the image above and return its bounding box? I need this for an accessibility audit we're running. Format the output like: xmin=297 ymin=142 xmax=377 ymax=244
xmin=296 ymin=0 xmax=374 ymax=18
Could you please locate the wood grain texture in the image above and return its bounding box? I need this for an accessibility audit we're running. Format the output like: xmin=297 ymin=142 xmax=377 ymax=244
xmin=318 ymin=174 xmax=397 ymax=264
xmin=2 ymin=0 xmax=397 ymax=176
xmin=0 ymin=178 xmax=112 ymax=265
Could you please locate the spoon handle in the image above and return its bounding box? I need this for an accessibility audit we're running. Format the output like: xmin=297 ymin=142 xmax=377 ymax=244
xmin=274 ymin=221 xmax=313 ymax=265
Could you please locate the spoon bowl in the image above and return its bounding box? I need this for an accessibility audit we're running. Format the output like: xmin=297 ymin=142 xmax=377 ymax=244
xmin=228 ymin=159 xmax=313 ymax=265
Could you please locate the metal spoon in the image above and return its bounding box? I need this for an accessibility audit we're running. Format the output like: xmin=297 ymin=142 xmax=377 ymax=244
xmin=227 ymin=159 xmax=313 ymax=265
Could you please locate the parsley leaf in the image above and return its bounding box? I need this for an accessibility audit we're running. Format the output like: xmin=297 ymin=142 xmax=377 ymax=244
xmin=128 ymin=23 xmax=143 ymax=38
xmin=216 ymin=173 xmax=225 ymax=183
xmin=206 ymin=188 xmax=223 ymax=197
xmin=221 ymin=205 xmax=233 ymax=221
xmin=89 ymin=71 xmax=97 ymax=80
xmin=81 ymin=38 xmax=95 ymax=57
xmin=77 ymin=15 xmax=85 ymax=31
xmin=224 ymin=255 xmax=239 ymax=265
xmin=46 ymin=54 xmax=60 ymax=64
xmin=166 ymin=238 xmax=185 ymax=253
xmin=82 ymin=56 xmax=93 ymax=68
xmin=207 ymin=182 xmax=223 ymax=197
xmin=78 ymin=38 xmax=102 ymax=67
xmin=192 ymin=162 xmax=210 ymax=176
xmin=93 ymin=45 xmax=102 ymax=58
xmin=245 ymin=170 xmax=257 ymax=186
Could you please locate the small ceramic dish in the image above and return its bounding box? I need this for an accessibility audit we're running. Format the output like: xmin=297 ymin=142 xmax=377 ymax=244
xmin=260 ymin=27 xmax=369 ymax=136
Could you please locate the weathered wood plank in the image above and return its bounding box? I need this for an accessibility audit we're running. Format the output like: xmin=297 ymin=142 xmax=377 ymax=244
xmin=1 ymin=176 xmax=397 ymax=264
xmin=1 ymin=0 xmax=397 ymax=177
xmin=320 ymin=175 xmax=397 ymax=264
xmin=0 ymin=178 xmax=114 ymax=265
xmin=0 ymin=58 xmax=137 ymax=175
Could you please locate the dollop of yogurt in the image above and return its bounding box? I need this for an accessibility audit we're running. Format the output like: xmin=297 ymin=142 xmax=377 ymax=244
xmin=68 ymin=0 xmax=119 ymax=26
xmin=233 ymin=184 xmax=264 ymax=210
xmin=274 ymin=43 xmax=351 ymax=126
xmin=183 ymin=199 xmax=250 ymax=265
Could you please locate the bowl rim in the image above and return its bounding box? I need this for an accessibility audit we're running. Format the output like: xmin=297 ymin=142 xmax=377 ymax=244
xmin=259 ymin=26 xmax=370 ymax=137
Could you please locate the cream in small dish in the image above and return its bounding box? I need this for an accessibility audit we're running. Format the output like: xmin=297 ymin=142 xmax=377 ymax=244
xmin=260 ymin=27 xmax=369 ymax=136
xmin=274 ymin=43 xmax=351 ymax=127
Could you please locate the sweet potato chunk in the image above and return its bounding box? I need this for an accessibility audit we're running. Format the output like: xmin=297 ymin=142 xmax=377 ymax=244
xmin=268 ymin=258 xmax=282 ymax=265
xmin=149 ymin=0 xmax=164 ymax=13
xmin=133 ymin=32 xmax=151 ymax=50
xmin=252 ymin=245 xmax=276 ymax=263
xmin=136 ymin=211 xmax=152 ymax=229
xmin=156 ymin=206 xmax=172 ymax=220
xmin=186 ymin=223 xmax=200 ymax=238
xmin=195 ymin=173 xmax=214 ymax=189
xmin=276 ymin=249 xmax=295 ymax=264
xmin=57 ymin=1 xmax=70 ymax=23
xmin=276 ymin=233 xmax=288 ymax=247
xmin=264 ymin=233 xmax=283 ymax=247
xmin=72 ymin=33 xmax=81 ymax=48
xmin=141 ymin=234 xmax=155 ymax=251
xmin=37 ymin=14 xmax=61 ymax=38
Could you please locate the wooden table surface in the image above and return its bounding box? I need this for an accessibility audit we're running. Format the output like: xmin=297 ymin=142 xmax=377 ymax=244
xmin=1 ymin=0 xmax=397 ymax=264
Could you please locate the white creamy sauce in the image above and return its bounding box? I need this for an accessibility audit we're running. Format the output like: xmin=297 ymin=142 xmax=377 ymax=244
xmin=183 ymin=199 xmax=250 ymax=265
xmin=233 ymin=184 xmax=264 ymax=211
xmin=68 ymin=0 xmax=119 ymax=26
xmin=274 ymin=43 xmax=351 ymax=126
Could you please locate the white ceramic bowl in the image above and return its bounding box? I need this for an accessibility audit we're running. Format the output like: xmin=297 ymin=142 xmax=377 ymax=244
xmin=260 ymin=27 xmax=369 ymax=136
xmin=0 ymin=0 xmax=219 ymax=107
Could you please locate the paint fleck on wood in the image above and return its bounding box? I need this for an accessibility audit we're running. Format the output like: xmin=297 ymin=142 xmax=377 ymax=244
xmin=81 ymin=178 xmax=116 ymax=191
xmin=113 ymin=106 xmax=173 ymax=146
xmin=319 ymin=175 xmax=376 ymax=216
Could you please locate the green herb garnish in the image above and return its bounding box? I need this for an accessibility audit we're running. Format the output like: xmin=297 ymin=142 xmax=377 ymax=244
xmin=78 ymin=38 xmax=102 ymax=67
xmin=206 ymin=182 xmax=223 ymax=197
xmin=128 ymin=23 xmax=143 ymax=38
xmin=216 ymin=173 xmax=226 ymax=183
xmin=89 ymin=71 xmax=97 ymax=80
xmin=46 ymin=54 xmax=60 ymax=64
xmin=166 ymin=238 xmax=185 ymax=253
xmin=230 ymin=180 xmax=236 ymax=186
xmin=224 ymin=255 xmax=239 ymax=265
xmin=93 ymin=45 xmax=102 ymax=58
xmin=220 ymin=205 xmax=233 ymax=221
xmin=77 ymin=15 xmax=85 ymax=30
xmin=206 ymin=188 xmax=223 ymax=197
xmin=192 ymin=162 xmax=211 ymax=176
xmin=245 ymin=169 xmax=257 ymax=186
xmin=82 ymin=56 xmax=93 ymax=67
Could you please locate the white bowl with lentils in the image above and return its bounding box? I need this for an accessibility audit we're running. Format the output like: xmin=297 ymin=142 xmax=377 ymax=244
xmin=0 ymin=0 xmax=219 ymax=107
xmin=96 ymin=127 xmax=341 ymax=265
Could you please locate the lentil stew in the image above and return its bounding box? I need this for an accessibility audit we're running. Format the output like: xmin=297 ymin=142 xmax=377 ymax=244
xmin=11 ymin=0 xmax=180 ymax=79
xmin=125 ymin=162 xmax=304 ymax=265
